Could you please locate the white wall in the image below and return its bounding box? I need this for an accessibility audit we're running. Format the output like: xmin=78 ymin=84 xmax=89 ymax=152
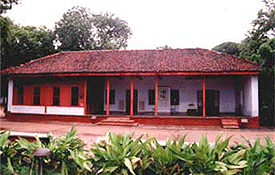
xmin=11 ymin=105 xmax=45 ymax=114
xmin=243 ymin=76 xmax=259 ymax=116
xmin=7 ymin=78 xmax=13 ymax=112
xmin=206 ymin=77 xmax=236 ymax=113
xmin=11 ymin=105 xmax=85 ymax=115
xmin=47 ymin=106 xmax=85 ymax=115
xmin=104 ymin=76 xmax=237 ymax=114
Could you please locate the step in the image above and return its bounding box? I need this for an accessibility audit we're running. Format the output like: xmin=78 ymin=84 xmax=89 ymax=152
xmin=100 ymin=119 xmax=136 ymax=124
xmin=97 ymin=117 xmax=139 ymax=127
xmin=97 ymin=121 xmax=139 ymax=127
xmin=103 ymin=117 xmax=132 ymax=121
xmin=221 ymin=119 xmax=239 ymax=129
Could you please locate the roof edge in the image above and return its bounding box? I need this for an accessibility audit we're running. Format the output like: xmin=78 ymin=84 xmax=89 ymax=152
xmin=7 ymin=70 xmax=260 ymax=77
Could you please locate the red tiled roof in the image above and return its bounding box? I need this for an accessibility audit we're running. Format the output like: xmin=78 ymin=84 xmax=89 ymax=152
xmin=1 ymin=48 xmax=260 ymax=75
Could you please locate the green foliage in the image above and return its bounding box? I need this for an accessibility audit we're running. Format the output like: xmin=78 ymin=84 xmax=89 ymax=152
xmin=144 ymin=134 xmax=190 ymax=174
xmin=54 ymin=6 xmax=93 ymax=51
xmin=54 ymin=6 xmax=132 ymax=51
xmin=1 ymin=130 xmax=275 ymax=175
xmin=212 ymin=42 xmax=240 ymax=56
xmin=250 ymin=0 xmax=275 ymax=40
xmin=251 ymin=38 xmax=275 ymax=72
xmin=90 ymin=132 xmax=146 ymax=174
xmin=213 ymin=0 xmax=275 ymax=127
xmin=0 ymin=0 xmax=20 ymax=14
xmin=0 ymin=127 xmax=91 ymax=175
xmin=1 ymin=24 xmax=55 ymax=69
xmin=242 ymin=137 xmax=275 ymax=174
xmin=92 ymin=13 xmax=132 ymax=49
xmin=46 ymin=127 xmax=91 ymax=174
xmin=239 ymin=0 xmax=275 ymax=58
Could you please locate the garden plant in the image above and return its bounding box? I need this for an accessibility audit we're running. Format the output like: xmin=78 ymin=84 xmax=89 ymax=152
xmin=0 ymin=128 xmax=274 ymax=174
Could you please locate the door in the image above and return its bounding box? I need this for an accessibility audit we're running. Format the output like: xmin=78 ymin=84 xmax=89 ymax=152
xmin=158 ymin=87 xmax=171 ymax=113
xmin=87 ymin=77 xmax=104 ymax=114
xmin=197 ymin=90 xmax=219 ymax=116
xmin=126 ymin=90 xmax=138 ymax=115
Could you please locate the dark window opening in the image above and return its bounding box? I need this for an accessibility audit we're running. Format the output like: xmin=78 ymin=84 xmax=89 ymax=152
xmin=148 ymin=89 xmax=155 ymax=105
xmin=71 ymin=87 xmax=79 ymax=106
xmin=18 ymin=86 xmax=24 ymax=105
xmin=171 ymin=89 xmax=179 ymax=105
xmin=53 ymin=87 xmax=60 ymax=106
xmin=33 ymin=87 xmax=40 ymax=105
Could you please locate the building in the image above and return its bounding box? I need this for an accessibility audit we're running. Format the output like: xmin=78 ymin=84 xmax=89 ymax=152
xmin=1 ymin=48 xmax=260 ymax=128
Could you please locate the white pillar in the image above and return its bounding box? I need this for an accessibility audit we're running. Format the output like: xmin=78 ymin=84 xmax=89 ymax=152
xmin=7 ymin=78 xmax=13 ymax=112
xmin=243 ymin=76 xmax=259 ymax=117
xmin=251 ymin=76 xmax=259 ymax=116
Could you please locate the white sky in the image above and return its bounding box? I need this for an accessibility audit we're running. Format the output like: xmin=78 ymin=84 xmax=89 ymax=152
xmin=5 ymin=0 xmax=264 ymax=50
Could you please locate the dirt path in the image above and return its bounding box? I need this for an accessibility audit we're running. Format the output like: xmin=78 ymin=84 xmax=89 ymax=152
xmin=1 ymin=119 xmax=274 ymax=147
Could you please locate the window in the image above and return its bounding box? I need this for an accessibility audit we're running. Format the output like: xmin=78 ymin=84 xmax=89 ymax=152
xmin=18 ymin=86 xmax=24 ymax=105
xmin=105 ymin=89 xmax=115 ymax=104
xmin=33 ymin=87 xmax=40 ymax=105
xmin=53 ymin=87 xmax=60 ymax=106
xmin=71 ymin=87 xmax=79 ymax=106
xmin=170 ymin=89 xmax=179 ymax=105
xmin=148 ymin=89 xmax=155 ymax=105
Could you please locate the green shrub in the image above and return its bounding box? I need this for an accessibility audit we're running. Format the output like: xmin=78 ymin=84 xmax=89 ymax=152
xmin=90 ymin=132 xmax=150 ymax=174
xmin=0 ymin=127 xmax=91 ymax=175
xmin=1 ymin=128 xmax=274 ymax=175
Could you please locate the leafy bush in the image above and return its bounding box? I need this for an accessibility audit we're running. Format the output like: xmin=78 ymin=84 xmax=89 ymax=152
xmin=0 ymin=127 xmax=91 ymax=175
xmin=90 ymin=132 xmax=150 ymax=174
xmin=1 ymin=129 xmax=275 ymax=175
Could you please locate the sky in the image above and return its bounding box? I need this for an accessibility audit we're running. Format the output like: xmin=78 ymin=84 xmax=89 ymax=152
xmin=4 ymin=0 xmax=264 ymax=50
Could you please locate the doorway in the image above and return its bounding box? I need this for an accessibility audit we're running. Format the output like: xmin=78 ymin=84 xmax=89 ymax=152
xmin=126 ymin=90 xmax=138 ymax=115
xmin=86 ymin=77 xmax=104 ymax=114
xmin=197 ymin=90 xmax=219 ymax=116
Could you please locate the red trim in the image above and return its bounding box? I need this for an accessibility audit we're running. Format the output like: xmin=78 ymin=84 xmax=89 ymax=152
xmin=106 ymin=77 xmax=110 ymax=115
xmin=130 ymin=76 xmax=134 ymax=116
xmin=11 ymin=104 xmax=85 ymax=108
xmin=9 ymin=71 xmax=260 ymax=77
xmin=202 ymin=76 xmax=206 ymax=117
xmin=155 ymin=76 xmax=158 ymax=116
xmin=84 ymin=78 xmax=87 ymax=115
xmin=6 ymin=113 xmax=260 ymax=128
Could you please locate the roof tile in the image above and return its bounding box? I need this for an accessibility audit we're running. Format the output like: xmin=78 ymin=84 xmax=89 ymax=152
xmin=1 ymin=48 xmax=260 ymax=75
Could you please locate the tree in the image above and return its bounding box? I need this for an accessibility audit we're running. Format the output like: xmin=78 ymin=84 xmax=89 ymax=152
xmin=1 ymin=25 xmax=55 ymax=69
xmin=0 ymin=0 xmax=19 ymax=14
xmin=239 ymin=0 xmax=275 ymax=127
xmin=212 ymin=42 xmax=240 ymax=56
xmin=213 ymin=1 xmax=275 ymax=127
xmin=92 ymin=13 xmax=132 ymax=49
xmin=253 ymin=38 xmax=275 ymax=127
xmin=239 ymin=0 xmax=275 ymax=58
xmin=54 ymin=6 xmax=93 ymax=51
xmin=0 ymin=16 xmax=12 ymax=68
xmin=54 ymin=6 xmax=132 ymax=51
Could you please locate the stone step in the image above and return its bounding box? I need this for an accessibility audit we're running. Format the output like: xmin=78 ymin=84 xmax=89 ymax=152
xmin=221 ymin=119 xmax=239 ymax=129
xmin=97 ymin=117 xmax=139 ymax=127
xmin=101 ymin=119 xmax=136 ymax=124
xmin=97 ymin=121 xmax=139 ymax=127
xmin=104 ymin=117 xmax=131 ymax=121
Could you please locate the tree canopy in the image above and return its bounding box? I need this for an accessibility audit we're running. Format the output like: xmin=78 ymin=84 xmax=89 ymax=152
xmin=54 ymin=6 xmax=93 ymax=51
xmin=92 ymin=13 xmax=132 ymax=49
xmin=212 ymin=0 xmax=275 ymax=126
xmin=0 ymin=0 xmax=19 ymax=14
xmin=54 ymin=6 xmax=132 ymax=51
xmin=1 ymin=25 xmax=55 ymax=69
xmin=213 ymin=0 xmax=274 ymax=60
xmin=239 ymin=0 xmax=275 ymax=58
xmin=212 ymin=42 xmax=240 ymax=56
